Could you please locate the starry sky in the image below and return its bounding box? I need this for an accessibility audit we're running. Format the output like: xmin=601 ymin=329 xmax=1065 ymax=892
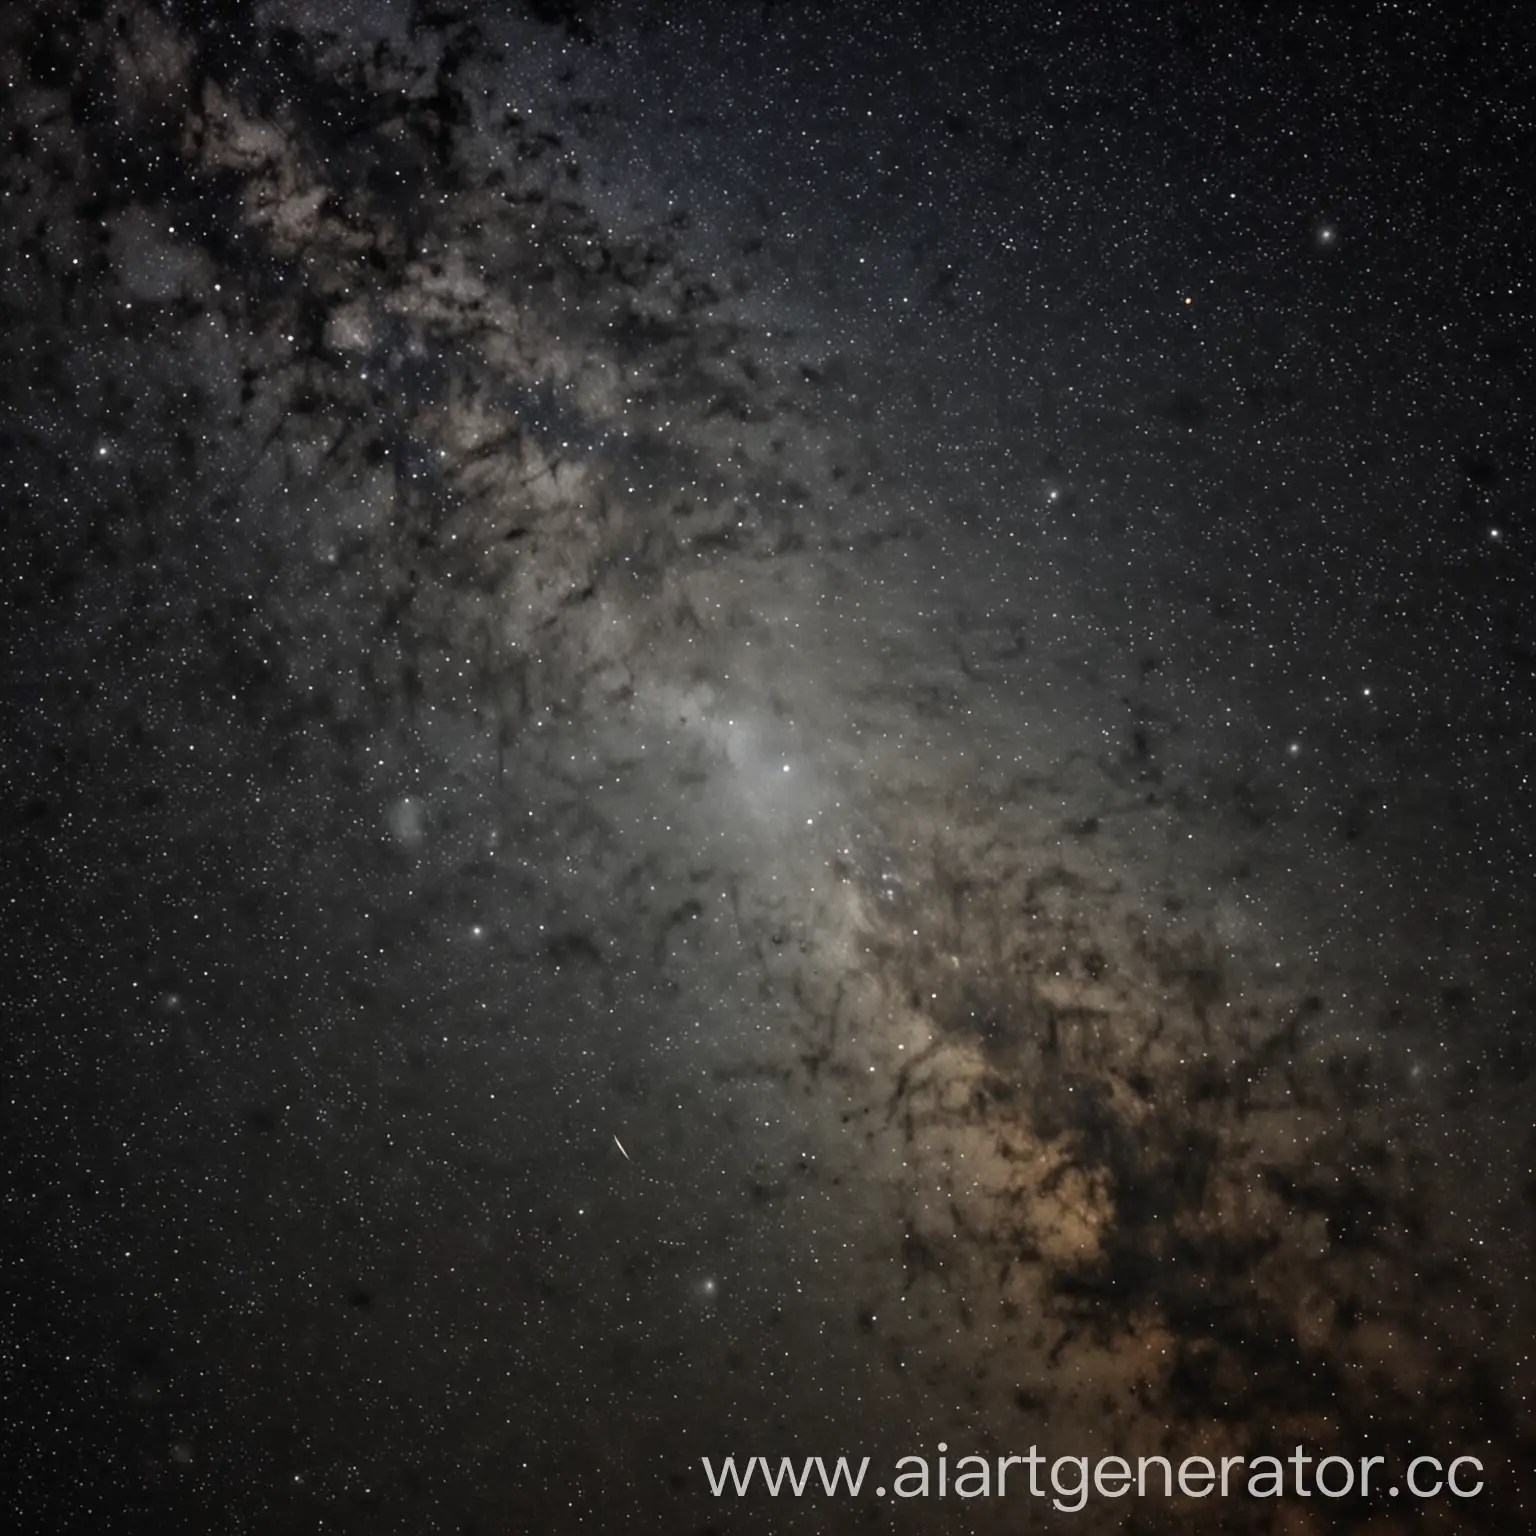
xmin=3 ymin=1 xmax=1533 ymax=1532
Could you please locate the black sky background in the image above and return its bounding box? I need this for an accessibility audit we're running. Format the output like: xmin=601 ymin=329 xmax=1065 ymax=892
xmin=3 ymin=2 xmax=1534 ymax=1533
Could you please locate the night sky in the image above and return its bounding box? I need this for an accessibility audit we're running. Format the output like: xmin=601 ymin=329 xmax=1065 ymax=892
xmin=3 ymin=1 xmax=1533 ymax=1532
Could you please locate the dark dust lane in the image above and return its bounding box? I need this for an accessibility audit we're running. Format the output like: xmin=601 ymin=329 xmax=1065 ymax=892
xmin=3 ymin=3 xmax=1532 ymax=1533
